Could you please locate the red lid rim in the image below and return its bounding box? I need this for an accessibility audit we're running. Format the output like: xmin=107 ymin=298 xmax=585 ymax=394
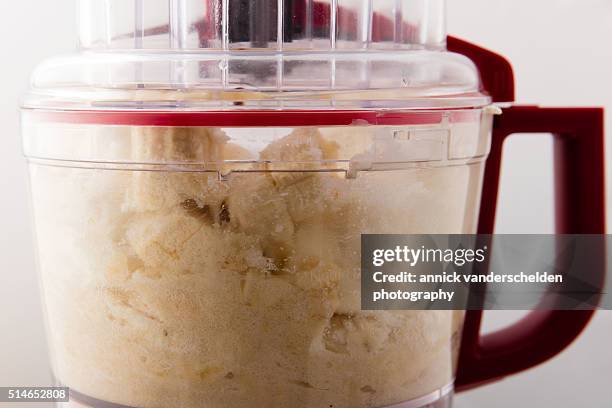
xmin=23 ymin=108 xmax=483 ymax=127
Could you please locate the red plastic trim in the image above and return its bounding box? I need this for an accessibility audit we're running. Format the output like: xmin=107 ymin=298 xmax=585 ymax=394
xmin=23 ymin=108 xmax=480 ymax=127
xmin=447 ymin=36 xmax=515 ymax=103
xmin=456 ymin=106 xmax=606 ymax=391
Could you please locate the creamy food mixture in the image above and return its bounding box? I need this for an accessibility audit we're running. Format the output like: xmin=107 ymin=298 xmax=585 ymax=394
xmin=29 ymin=124 xmax=481 ymax=408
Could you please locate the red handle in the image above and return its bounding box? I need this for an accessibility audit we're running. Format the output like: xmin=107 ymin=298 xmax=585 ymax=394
xmin=456 ymin=106 xmax=606 ymax=390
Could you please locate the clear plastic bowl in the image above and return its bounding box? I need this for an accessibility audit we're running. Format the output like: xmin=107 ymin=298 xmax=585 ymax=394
xmin=22 ymin=1 xmax=494 ymax=407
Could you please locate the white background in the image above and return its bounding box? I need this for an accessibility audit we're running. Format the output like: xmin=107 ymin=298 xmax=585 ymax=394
xmin=0 ymin=0 xmax=610 ymax=407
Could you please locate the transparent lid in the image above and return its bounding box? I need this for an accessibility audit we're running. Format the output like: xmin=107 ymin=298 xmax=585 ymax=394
xmin=24 ymin=0 xmax=490 ymax=111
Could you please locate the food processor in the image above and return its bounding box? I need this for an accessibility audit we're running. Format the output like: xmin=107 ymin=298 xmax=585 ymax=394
xmin=21 ymin=0 xmax=606 ymax=407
